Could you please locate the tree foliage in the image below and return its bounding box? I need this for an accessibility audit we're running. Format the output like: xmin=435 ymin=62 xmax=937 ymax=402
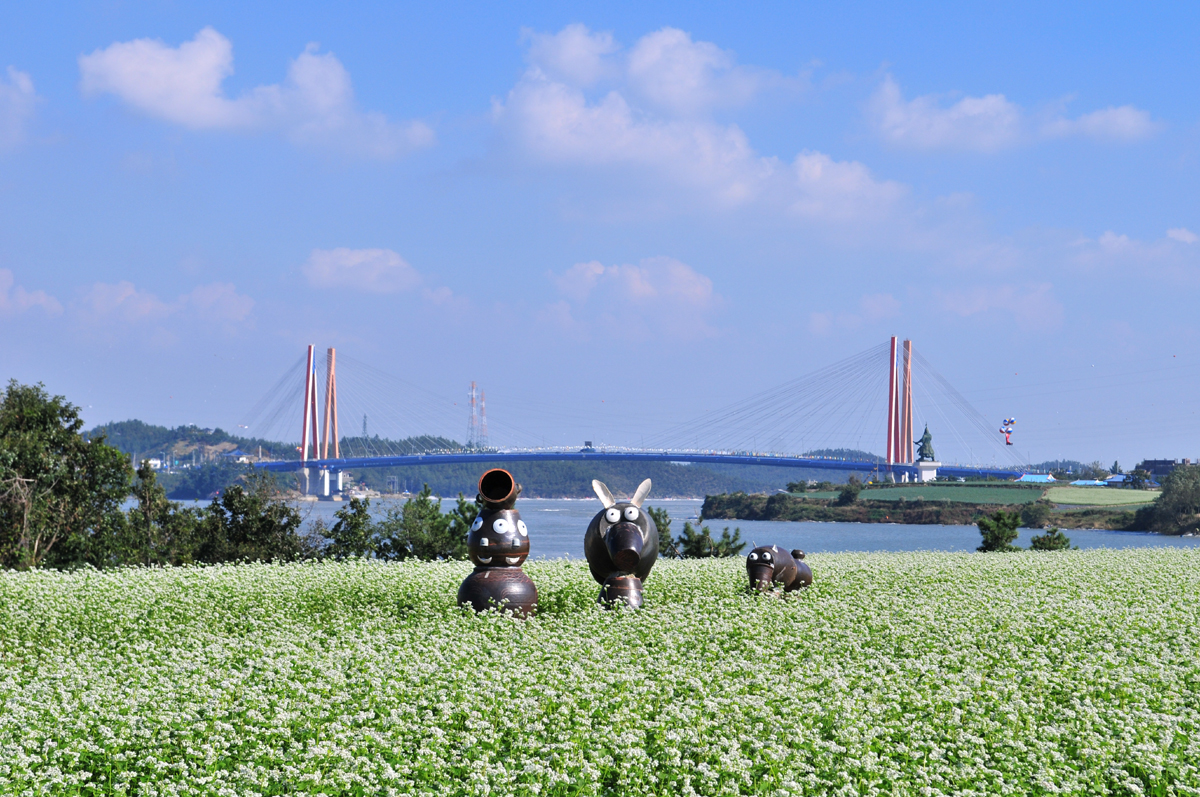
xmin=646 ymin=506 xmax=678 ymax=558
xmin=1142 ymin=465 xmax=1200 ymax=534
xmin=1126 ymin=469 xmax=1151 ymax=491
xmin=1020 ymin=499 xmax=1053 ymax=529
xmin=323 ymin=485 xmax=477 ymax=561
xmin=977 ymin=510 xmax=1022 ymax=552
xmin=836 ymin=476 xmax=862 ymax=506
xmin=0 ymin=381 xmax=313 ymax=569
xmin=192 ymin=473 xmax=305 ymax=563
xmin=1029 ymin=527 xmax=1073 ymax=551
xmin=0 ymin=381 xmax=132 ymax=569
xmin=326 ymin=497 xmax=376 ymax=559
xmin=678 ymin=521 xmax=746 ymax=558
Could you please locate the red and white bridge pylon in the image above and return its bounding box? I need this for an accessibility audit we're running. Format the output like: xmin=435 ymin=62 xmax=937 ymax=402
xmin=886 ymin=336 xmax=916 ymax=478
xmin=299 ymin=344 xmax=343 ymax=497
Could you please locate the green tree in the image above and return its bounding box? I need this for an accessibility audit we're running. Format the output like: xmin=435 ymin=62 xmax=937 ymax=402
xmin=444 ymin=493 xmax=479 ymax=549
xmin=678 ymin=521 xmax=746 ymax=558
xmin=1020 ymin=499 xmax=1053 ymax=529
xmin=646 ymin=506 xmax=679 ymax=557
xmin=0 ymin=381 xmax=132 ymax=569
xmin=120 ymin=462 xmax=201 ymax=566
xmin=1111 ymin=461 xmax=1121 ymax=475
xmin=327 ymin=496 xmax=375 ymax=559
xmin=376 ymin=485 xmax=469 ymax=561
xmin=977 ymin=510 xmax=1022 ymax=552
xmin=193 ymin=472 xmax=303 ymax=563
xmin=1030 ymin=527 xmax=1073 ymax=550
xmin=1146 ymin=464 xmax=1200 ymax=534
xmin=835 ymin=476 xmax=862 ymax=506
xmin=1126 ymin=469 xmax=1150 ymax=490
xmin=167 ymin=460 xmax=244 ymax=500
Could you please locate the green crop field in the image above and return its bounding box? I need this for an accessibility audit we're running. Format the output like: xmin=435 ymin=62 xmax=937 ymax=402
xmin=3 ymin=553 xmax=1198 ymax=795
xmin=1046 ymin=486 xmax=1161 ymax=507
xmin=842 ymin=484 xmax=1046 ymax=504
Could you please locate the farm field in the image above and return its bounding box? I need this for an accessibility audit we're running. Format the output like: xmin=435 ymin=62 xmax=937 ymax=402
xmin=804 ymin=484 xmax=1045 ymax=504
xmin=2 ymin=553 xmax=1198 ymax=795
xmin=1046 ymin=486 xmax=1160 ymax=506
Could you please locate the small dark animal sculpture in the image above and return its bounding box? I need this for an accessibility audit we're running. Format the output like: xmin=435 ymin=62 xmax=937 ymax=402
xmin=584 ymin=479 xmax=658 ymax=608
xmin=457 ymin=469 xmax=538 ymax=617
xmin=746 ymin=545 xmax=813 ymax=593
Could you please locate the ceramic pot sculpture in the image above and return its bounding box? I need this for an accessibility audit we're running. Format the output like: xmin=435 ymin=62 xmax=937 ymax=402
xmin=746 ymin=545 xmax=813 ymax=593
xmin=457 ymin=468 xmax=538 ymax=617
xmin=584 ymin=478 xmax=658 ymax=608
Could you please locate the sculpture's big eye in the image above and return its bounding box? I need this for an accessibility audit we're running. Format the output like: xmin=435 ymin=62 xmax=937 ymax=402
xmin=623 ymin=506 xmax=639 ymax=521
xmin=492 ymin=518 xmax=513 ymax=535
xmin=749 ymin=552 xmax=759 ymax=561
xmin=470 ymin=517 xmax=483 ymax=532
xmin=605 ymin=508 xmax=621 ymax=524
xmin=762 ymin=552 xmax=772 ymax=561
xmin=517 ymin=520 xmax=528 ymax=537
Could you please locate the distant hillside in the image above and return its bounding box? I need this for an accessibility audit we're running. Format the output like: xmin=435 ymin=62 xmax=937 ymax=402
xmin=86 ymin=420 xmax=291 ymax=462
xmin=87 ymin=419 xmax=875 ymax=498
xmin=345 ymin=460 xmax=782 ymax=499
xmin=86 ymin=420 xmax=462 ymax=464
xmin=803 ymin=448 xmax=884 ymax=462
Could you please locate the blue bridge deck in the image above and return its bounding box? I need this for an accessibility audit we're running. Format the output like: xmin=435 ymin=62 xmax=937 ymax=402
xmin=254 ymin=450 xmax=1021 ymax=481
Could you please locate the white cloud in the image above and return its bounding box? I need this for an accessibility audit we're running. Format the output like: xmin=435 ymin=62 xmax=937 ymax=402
xmin=807 ymin=293 xmax=900 ymax=335
xmin=523 ymin=24 xmax=618 ymax=87
xmin=302 ymin=248 xmax=422 ymax=293
xmin=791 ymin=152 xmax=906 ymax=221
xmin=79 ymin=280 xmax=171 ymax=323
xmin=0 ymin=67 xmax=37 ymax=149
xmin=183 ymin=282 xmax=254 ymax=323
xmin=936 ymin=283 xmax=1063 ymax=329
xmin=626 ymin=27 xmax=764 ymax=115
xmin=497 ymin=27 xmax=902 ymax=221
xmin=1071 ymin=229 xmax=1200 ymax=283
xmin=869 ymin=75 xmax=1158 ymax=151
xmin=79 ymin=28 xmax=433 ymax=158
xmin=0 ymin=270 xmax=61 ymax=316
xmin=75 ymin=280 xmax=254 ymax=339
xmin=868 ymin=75 xmax=1023 ymax=152
xmin=545 ymin=256 xmax=721 ymax=340
xmin=1042 ymin=105 xmax=1158 ymax=141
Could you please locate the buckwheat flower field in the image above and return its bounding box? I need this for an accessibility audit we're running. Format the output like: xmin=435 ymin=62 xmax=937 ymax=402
xmin=2 ymin=550 xmax=1199 ymax=795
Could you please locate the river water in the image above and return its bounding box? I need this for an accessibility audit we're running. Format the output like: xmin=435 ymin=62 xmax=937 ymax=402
xmin=254 ymin=497 xmax=1200 ymax=559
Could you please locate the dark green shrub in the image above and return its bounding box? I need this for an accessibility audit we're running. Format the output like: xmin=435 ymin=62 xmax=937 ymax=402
xmin=977 ymin=510 xmax=1021 ymax=552
xmin=1030 ymin=527 xmax=1073 ymax=550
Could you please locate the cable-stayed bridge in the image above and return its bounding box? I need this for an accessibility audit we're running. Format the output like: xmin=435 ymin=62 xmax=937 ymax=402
xmin=247 ymin=339 xmax=1029 ymax=493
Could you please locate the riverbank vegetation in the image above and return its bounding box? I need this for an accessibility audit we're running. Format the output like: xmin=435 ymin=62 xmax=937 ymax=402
xmin=702 ymin=476 xmax=1196 ymax=532
xmin=2 ymin=550 xmax=1197 ymax=793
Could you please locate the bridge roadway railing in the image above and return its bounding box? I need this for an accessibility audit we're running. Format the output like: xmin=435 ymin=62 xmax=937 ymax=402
xmin=254 ymin=450 xmax=1022 ymax=481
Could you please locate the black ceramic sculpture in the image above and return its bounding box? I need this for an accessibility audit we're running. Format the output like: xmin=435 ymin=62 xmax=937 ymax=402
xmin=457 ymin=468 xmax=538 ymax=617
xmin=584 ymin=479 xmax=658 ymax=608
xmin=746 ymin=545 xmax=813 ymax=593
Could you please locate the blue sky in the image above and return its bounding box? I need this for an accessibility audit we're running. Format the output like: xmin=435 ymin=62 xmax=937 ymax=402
xmin=1 ymin=1 xmax=1197 ymax=467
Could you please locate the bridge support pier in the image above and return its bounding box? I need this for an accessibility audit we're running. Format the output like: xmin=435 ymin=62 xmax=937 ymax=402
xmin=313 ymin=469 xmax=344 ymax=498
xmin=299 ymin=467 xmax=343 ymax=498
